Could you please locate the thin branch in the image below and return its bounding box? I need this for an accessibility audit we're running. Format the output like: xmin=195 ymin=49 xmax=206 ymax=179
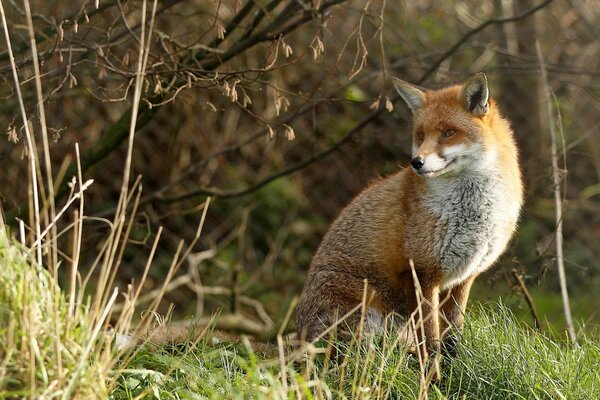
xmin=154 ymin=119 xmax=369 ymax=204
xmin=418 ymin=0 xmax=555 ymax=84
xmin=0 ymin=0 xmax=42 ymax=263
xmin=4 ymin=0 xmax=344 ymax=223
xmin=4 ymin=0 xmax=553 ymax=222
xmin=200 ymin=0 xmax=344 ymax=70
xmin=138 ymin=98 xmax=321 ymax=207
xmin=203 ymin=0 xmax=258 ymax=51
xmin=511 ymin=269 xmax=543 ymax=332
xmin=24 ymin=0 xmax=57 ymax=272
xmin=536 ymin=41 xmax=576 ymax=343
xmin=0 ymin=0 xmax=119 ymax=62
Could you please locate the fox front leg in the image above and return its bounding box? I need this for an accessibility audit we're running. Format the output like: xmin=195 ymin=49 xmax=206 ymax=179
xmin=439 ymin=274 xmax=477 ymax=355
xmin=405 ymin=275 xmax=442 ymax=382
xmin=406 ymin=273 xmax=442 ymax=362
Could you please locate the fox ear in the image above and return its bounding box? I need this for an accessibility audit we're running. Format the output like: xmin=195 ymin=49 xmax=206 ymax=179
xmin=393 ymin=78 xmax=426 ymax=114
xmin=461 ymin=72 xmax=489 ymax=116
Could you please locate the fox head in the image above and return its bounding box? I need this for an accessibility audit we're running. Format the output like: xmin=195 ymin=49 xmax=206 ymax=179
xmin=393 ymin=73 xmax=500 ymax=178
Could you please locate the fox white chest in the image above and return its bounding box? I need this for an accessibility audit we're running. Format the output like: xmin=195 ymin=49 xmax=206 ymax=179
xmin=424 ymin=172 xmax=520 ymax=290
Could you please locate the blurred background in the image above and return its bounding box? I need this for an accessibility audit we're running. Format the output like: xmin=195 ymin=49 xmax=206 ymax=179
xmin=1 ymin=0 xmax=598 ymax=335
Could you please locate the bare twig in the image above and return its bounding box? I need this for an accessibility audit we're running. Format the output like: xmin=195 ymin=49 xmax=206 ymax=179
xmin=0 ymin=0 xmax=119 ymax=62
xmin=24 ymin=0 xmax=57 ymax=272
xmin=153 ymin=122 xmax=368 ymax=203
xmin=511 ymin=269 xmax=543 ymax=332
xmin=409 ymin=260 xmax=433 ymax=399
xmin=94 ymin=0 xmax=159 ymax=319
xmin=536 ymin=41 xmax=576 ymax=343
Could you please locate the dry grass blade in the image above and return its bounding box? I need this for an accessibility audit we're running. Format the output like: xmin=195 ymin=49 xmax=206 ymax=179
xmin=0 ymin=0 xmax=42 ymax=264
xmin=409 ymin=259 xmax=437 ymax=400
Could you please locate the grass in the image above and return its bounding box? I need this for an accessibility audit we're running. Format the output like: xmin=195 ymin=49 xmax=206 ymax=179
xmin=107 ymin=304 xmax=600 ymax=399
xmin=0 ymin=229 xmax=115 ymax=398
xmin=440 ymin=306 xmax=599 ymax=399
xmin=472 ymin=282 xmax=600 ymax=336
xmin=1 ymin=230 xmax=598 ymax=398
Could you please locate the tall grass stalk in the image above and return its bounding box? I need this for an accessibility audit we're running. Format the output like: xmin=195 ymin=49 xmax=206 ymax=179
xmin=0 ymin=0 xmax=42 ymax=265
xmin=94 ymin=0 xmax=158 ymax=321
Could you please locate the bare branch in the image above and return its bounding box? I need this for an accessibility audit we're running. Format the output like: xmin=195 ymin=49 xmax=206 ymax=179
xmin=147 ymin=0 xmax=558 ymax=206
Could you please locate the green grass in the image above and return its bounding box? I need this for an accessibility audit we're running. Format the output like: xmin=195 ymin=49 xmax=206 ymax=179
xmin=1 ymin=229 xmax=598 ymax=399
xmin=472 ymin=283 xmax=600 ymax=336
xmin=1 ymin=230 xmax=598 ymax=399
xmin=0 ymin=229 xmax=115 ymax=398
xmin=439 ymin=306 xmax=599 ymax=399
xmin=109 ymin=305 xmax=600 ymax=399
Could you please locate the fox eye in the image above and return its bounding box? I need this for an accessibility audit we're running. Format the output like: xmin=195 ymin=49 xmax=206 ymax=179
xmin=442 ymin=129 xmax=456 ymax=138
xmin=416 ymin=131 xmax=424 ymax=143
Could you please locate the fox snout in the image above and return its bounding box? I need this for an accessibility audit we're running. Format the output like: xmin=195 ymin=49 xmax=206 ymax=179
xmin=411 ymin=156 xmax=425 ymax=170
xmin=411 ymin=142 xmax=475 ymax=177
xmin=410 ymin=151 xmax=449 ymax=176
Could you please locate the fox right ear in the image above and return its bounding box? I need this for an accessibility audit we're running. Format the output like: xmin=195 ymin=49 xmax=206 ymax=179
xmin=393 ymin=78 xmax=426 ymax=114
xmin=461 ymin=72 xmax=490 ymax=116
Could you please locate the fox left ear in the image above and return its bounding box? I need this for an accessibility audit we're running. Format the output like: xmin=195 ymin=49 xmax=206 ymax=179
xmin=461 ymin=72 xmax=489 ymax=116
xmin=392 ymin=77 xmax=426 ymax=114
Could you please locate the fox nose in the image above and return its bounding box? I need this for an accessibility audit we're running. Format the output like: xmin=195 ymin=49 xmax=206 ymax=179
xmin=411 ymin=157 xmax=425 ymax=170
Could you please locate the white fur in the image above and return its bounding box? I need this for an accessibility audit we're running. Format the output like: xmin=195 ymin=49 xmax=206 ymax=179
xmin=441 ymin=143 xmax=468 ymax=158
xmin=417 ymin=153 xmax=447 ymax=175
xmin=363 ymin=308 xmax=385 ymax=333
xmin=423 ymin=149 xmax=520 ymax=290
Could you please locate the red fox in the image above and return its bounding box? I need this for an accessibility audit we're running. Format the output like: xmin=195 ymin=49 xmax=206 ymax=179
xmin=296 ymin=73 xmax=523 ymax=363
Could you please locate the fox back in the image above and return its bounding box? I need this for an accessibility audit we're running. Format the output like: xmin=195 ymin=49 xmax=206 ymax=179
xmin=296 ymin=73 xmax=523 ymax=357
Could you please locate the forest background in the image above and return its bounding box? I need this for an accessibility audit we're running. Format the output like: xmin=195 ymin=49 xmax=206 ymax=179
xmin=1 ymin=0 xmax=599 ymax=342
